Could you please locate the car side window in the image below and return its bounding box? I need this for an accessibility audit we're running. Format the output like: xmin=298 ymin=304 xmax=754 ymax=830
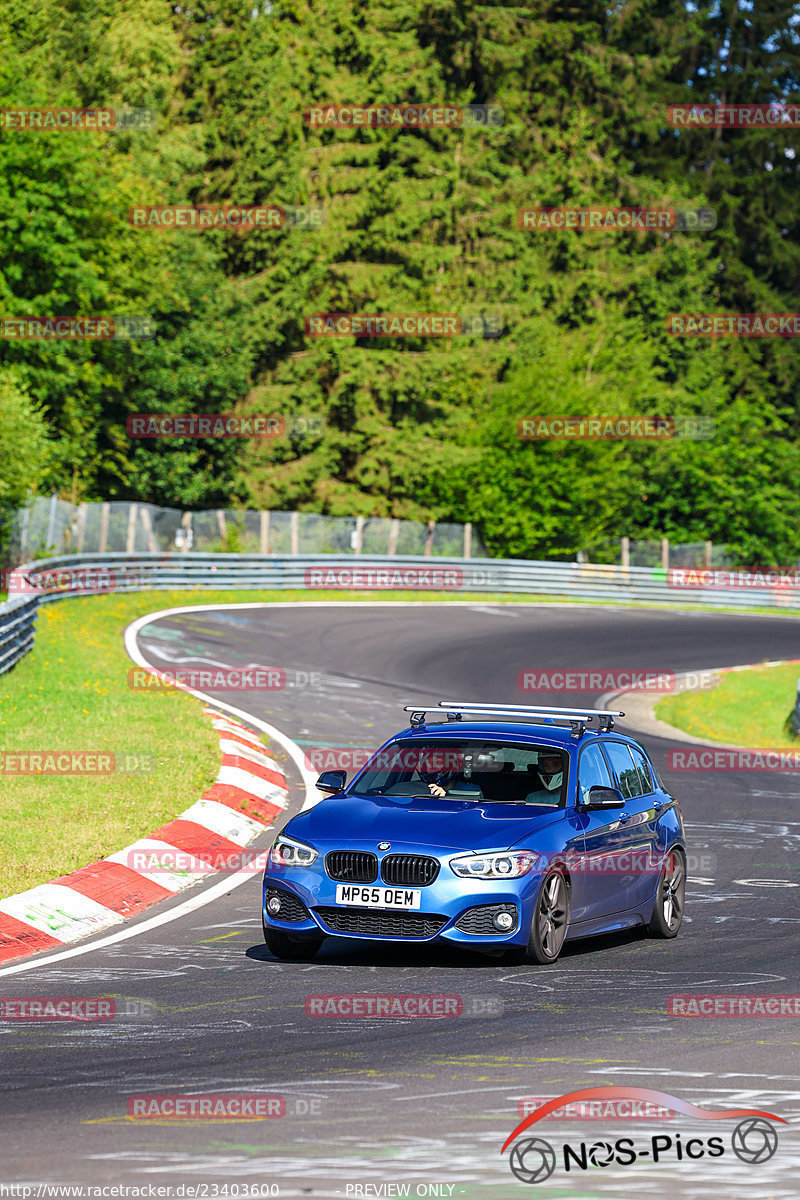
xmin=602 ymin=741 xmax=643 ymax=800
xmin=577 ymin=742 xmax=613 ymax=805
xmin=644 ymin=752 xmax=665 ymax=790
xmin=628 ymin=744 xmax=654 ymax=795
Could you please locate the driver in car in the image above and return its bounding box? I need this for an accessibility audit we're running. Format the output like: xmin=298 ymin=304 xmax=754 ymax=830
xmin=424 ymin=750 xmax=486 ymax=799
xmin=427 ymin=774 xmax=480 ymax=798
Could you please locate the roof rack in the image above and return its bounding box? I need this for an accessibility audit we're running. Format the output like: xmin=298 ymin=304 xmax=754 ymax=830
xmin=403 ymin=701 xmax=625 ymax=737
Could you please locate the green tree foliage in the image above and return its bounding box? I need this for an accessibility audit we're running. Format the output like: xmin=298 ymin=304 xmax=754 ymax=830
xmin=1 ymin=0 xmax=799 ymax=562
xmin=0 ymin=367 xmax=49 ymax=508
xmin=0 ymin=0 xmax=252 ymax=508
xmin=0 ymin=366 xmax=49 ymax=558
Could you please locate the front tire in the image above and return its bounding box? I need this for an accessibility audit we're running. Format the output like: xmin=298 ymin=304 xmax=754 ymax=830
xmin=263 ymin=916 xmax=323 ymax=960
xmin=507 ymin=870 xmax=569 ymax=965
xmin=647 ymin=848 xmax=686 ymax=939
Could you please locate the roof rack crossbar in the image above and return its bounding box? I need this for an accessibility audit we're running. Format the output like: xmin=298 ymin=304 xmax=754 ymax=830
xmin=402 ymin=702 xmax=624 ymax=731
xmin=437 ymin=701 xmax=624 ymax=720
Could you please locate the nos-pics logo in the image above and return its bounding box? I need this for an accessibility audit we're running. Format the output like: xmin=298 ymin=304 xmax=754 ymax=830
xmin=501 ymin=1087 xmax=783 ymax=1184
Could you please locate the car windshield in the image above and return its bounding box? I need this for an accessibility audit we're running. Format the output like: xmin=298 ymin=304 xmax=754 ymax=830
xmin=351 ymin=739 xmax=566 ymax=806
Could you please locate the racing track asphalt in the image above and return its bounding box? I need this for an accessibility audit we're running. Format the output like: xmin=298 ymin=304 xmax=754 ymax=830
xmin=1 ymin=601 xmax=799 ymax=1199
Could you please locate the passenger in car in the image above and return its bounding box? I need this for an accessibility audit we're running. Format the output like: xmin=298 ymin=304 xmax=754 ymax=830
xmin=524 ymin=754 xmax=564 ymax=804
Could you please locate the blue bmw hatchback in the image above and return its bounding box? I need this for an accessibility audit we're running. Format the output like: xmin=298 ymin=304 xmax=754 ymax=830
xmin=261 ymin=702 xmax=687 ymax=964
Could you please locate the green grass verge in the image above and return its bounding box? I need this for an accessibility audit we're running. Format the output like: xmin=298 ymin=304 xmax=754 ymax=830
xmin=0 ymin=590 xmax=232 ymax=897
xmin=655 ymin=661 xmax=800 ymax=747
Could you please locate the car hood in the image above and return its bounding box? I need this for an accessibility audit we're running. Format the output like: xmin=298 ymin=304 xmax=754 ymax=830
xmin=285 ymin=792 xmax=565 ymax=854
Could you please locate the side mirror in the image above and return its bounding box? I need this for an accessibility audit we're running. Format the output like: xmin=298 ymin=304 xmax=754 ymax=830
xmin=580 ymin=785 xmax=625 ymax=811
xmin=316 ymin=769 xmax=346 ymax=794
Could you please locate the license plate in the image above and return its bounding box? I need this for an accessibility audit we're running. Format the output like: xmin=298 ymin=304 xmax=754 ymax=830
xmin=335 ymin=884 xmax=421 ymax=910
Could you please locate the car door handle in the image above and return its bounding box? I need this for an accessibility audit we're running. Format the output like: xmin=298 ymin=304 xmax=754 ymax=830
xmin=653 ymin=800 xmax=663 ymax=811
xmin=619 ymin=812 xmax=629 ymax=821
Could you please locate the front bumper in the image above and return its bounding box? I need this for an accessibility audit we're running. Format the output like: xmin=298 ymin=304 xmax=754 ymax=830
xmin=262 ymin=865 xmax=538 ymax=947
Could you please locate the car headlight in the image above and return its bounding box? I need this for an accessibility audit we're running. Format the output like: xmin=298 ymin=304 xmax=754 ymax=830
xmin=269 ymin=833 xmax=319 ymax=868
xmin=449 ymin=851 xmax=537 ymax=879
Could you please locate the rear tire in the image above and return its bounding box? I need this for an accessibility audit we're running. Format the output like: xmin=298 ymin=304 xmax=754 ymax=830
xmin=647 ymin=848 xmax=686 ymax=939
xmin=508 ymin=870 xmax=569 ymax=965
xmin=263 ymin=917 xmax=323 ymax=960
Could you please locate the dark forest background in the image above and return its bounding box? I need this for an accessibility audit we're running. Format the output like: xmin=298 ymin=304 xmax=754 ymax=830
xmin=1 ymin=0 xmax=799 ymax=562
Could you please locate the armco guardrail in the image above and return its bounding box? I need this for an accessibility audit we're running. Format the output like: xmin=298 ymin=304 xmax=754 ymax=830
xmin=2 ymin=553 xmax=798 ymax=676
xmin=0 ymin=595 xmax=39 ymax=677
xmin=4 ymin=553 xmax=800 ymax=608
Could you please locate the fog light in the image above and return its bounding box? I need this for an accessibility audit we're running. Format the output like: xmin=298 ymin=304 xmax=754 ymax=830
xmin=493 ymin=910 xmax=514 ymax=931
xmin=267 ymin=896 xmax=282 ymax=916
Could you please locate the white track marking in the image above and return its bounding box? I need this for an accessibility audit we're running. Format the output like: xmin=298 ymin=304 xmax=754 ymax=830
xmin=126 ymin=604 xmax=322 ymax=798
xmin=734 ymin=878 xmax=799 ymax=887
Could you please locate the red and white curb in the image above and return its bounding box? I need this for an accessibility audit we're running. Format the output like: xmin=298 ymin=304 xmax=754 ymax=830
xmin=0 ymin=710 xmax=287 ymax=966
